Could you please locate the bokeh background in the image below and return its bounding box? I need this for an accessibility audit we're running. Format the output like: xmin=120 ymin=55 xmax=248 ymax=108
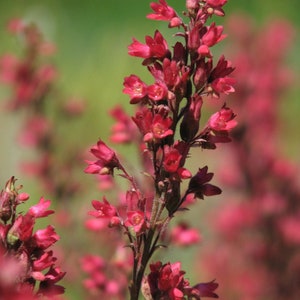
xmin=0 ymin=1 xmax=299 ymax=299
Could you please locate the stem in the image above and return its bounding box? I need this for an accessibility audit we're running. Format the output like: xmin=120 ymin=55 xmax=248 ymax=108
xmin=130 ymin=228 xmax=156 ymax=300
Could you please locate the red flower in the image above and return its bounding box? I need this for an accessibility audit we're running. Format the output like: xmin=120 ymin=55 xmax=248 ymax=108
xmin=33 ymin=251 xmax=55 ymax=272
xmin=147 ymin=82 xmax=168 ymax=101
xmin=208 ymin=106 xmax=237 ymax=132
xmin=133 ymin=109 xmax=173 ymax=143
xmin=33 ymin=225 xmax=59 ymax=249
xmin=89 ymin=197 xmax=118 ymax=219
xmin=28 ymin=197 xmax=54 ymax=218
xmin=211 ymin=76 xmax=236 ymax=95
xmin=187 ymin=166 xmax=222 ymax=199
xmin=198 ymin=23 xmax=226 ymax=57
xmin=145 ymin=114 xmax=173 ymax=142
xmin=84 ymin=140 xmax=120 ymax=175
xmin=125 ymin=210 xmax=147 ymax=233
xmin=205 ymin=0 xmax=227 ymax=16
xmin=147 ymin=0 xmax=182 ymax=28
xmin=123 ymin=74 xmax=148 ymax=104
xmin=128 ymin=30 xmax=169 ymax=63
xmin=163 ymin=146 xmax=182 ymax=173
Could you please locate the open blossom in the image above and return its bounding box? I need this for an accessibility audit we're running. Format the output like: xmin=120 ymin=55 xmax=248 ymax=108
xmin=33 ymin=225 xmax=59 ymax=249
xmin=89 ymin=198 xmax=118 ymax=219
xmin=145 ymin=114 xmax=173 ymax=142
xmin=128 ymin=30 xmax=170 ymax=63
xmin=123 ymin=74 xmax=148 ymax=104
xmin=205 ymin=0 xmax=227 ymax=16
xmin=208 ymin=106 xmax=237 ymax=132
xmin=147 ymin=82 xmax=168 ymax=101
xmin=28 ymin=197 xmax=54 ymax=218
xmin=84 ymin=139 xmax=121 ymax=175
xmin=147 ymin=0 xmax=182 ymax=28
xmin=198 ymin=23 xmax=226 ymax=56
xmin=125 ymin=210 xmax=147 ymax=233
xmin=133 ymin=109 xmax=173 ymax=143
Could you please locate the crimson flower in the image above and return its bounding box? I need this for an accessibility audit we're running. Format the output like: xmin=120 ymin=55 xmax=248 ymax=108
xmin=133 ymin=109 xmax=173 ymax=143
xmin=147 ymin=82 xmax=168 ymax=101
xmin=123 ymin=74 xmax=148 ymax=104
xmin=144 ymin=114 xmax=173 ymax=142
xmin=147 ymin=261 xmax=189 ymax=300
xmin=198 ymin=23 xmax=226 ymax=57
xmin=33 ymin=225 xmax=59 ymax=249
xmin=125 ymin=210 xmax=147 ymax=233
xmin=205 ymin=0 xmax=227 ymax=16
xmin=128 ymin=30 xmax=170 ymax=64
xmin=208 ymin=106 xmax=237 ymax=132
xmin=147 ymin=0 xmax=182 ymax=28
xmin=187 ymin=166 xmax=221 ymax=200
xmin=27 ymin=197 xmax=54 ymax=218
xmin=89 ymin=197 xmax=118 ymax=219
xmin=84 ymin=139 xmax=120 ymax=175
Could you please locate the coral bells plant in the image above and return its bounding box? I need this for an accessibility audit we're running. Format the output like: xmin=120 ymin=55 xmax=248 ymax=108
xmin=0 ymin=176 xmax=65 ymax=299
xmin=85 ymin=0 xmax=236 ymax=299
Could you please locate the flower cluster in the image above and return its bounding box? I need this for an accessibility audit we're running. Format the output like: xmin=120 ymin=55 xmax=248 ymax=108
xmin=0 ymin=19 xmax=85 ymax=200
xmin=143 ymin=261 xmax=218 ymax=300
xmin=85 ymin=0 xmax=236 ymax=299
xmin=201 ymin=16 xmax=300 ymax=300
xmin=0 ymin=177 xmax=65 ymax=299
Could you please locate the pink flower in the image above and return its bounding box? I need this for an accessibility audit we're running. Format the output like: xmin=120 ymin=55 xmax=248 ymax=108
xmin=123 ymin=74 xmax=148 ymax=104
xmin=205 ymin=0 xmax=227 ymax=16
xmin=147 ymin=82 xmax=168 ymax=101
xmin=89 ymin=197 xmax=118 ymax=219
xmin=28 ymin=197 xmax=54 ymax=218
xmin=7 ymin=215 xmax=34 ymax=243
xmin=128 ymin=30 xmax=169 ymax=63
xmin=147 ymin=0 xmax=182 ymax=28
xmin=133 ymin=109 xmax=173 ymax=143
xmin=208 ymin=106 xmax=237 ymax=132
xmin=84 ymin=140 xmax=120 ymax=175
xmin=33 ymin=225 xmax=59 ymax=249
xmin=125 ymin=210 xmax=147 ymax=233
xmin=171 ymin=222 xmax=201 ymax=246
xmin=33 ymin=251 xmax=55 ymax=272
xmin=147 ymin=261 xmax=189 ymax=300
xmin=144 ymin=114 xmax=173 ymax=142
xmin=211 ymin=76 xmax=236 ymax=95
xmin=198 ymin=23 xmax=226 ymax=57
xmin=163 ymin=146 xmax=182 ymax=173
